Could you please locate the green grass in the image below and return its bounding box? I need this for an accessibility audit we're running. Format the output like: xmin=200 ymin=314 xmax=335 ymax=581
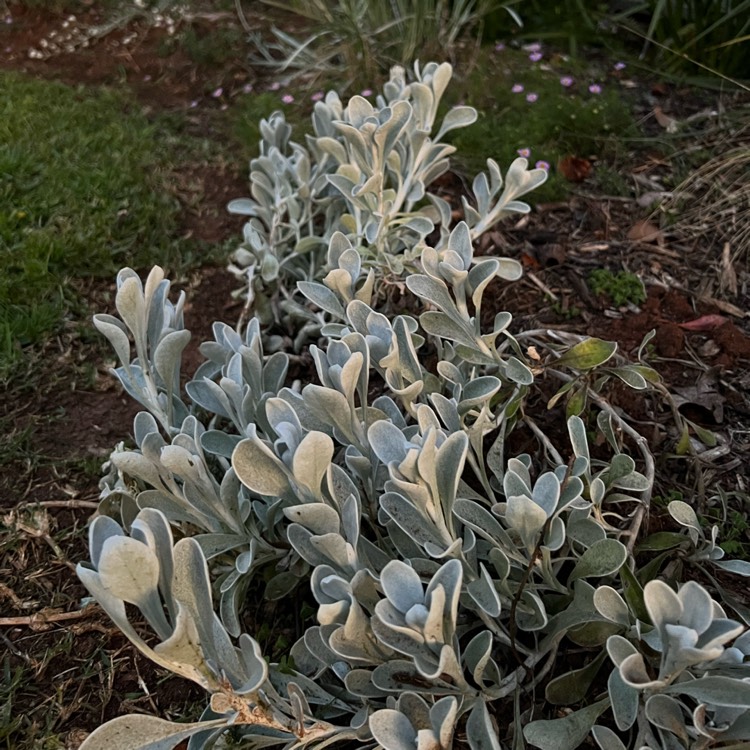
xmin=447 ymin=47 xmax=637 ymax=201
xmin=588 ymin=269 xmax=646 ymax=306
xmin=0 ymin=72 xmax=192 ymax=380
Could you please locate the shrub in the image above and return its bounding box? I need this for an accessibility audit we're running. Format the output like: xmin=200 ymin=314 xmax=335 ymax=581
xmin=224 ymin=62 xmax=543 ymax=337
xmin=79 ymin=63 xmax=750 ymax=750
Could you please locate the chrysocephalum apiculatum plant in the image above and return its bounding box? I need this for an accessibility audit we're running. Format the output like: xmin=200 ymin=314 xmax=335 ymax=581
xmin=80 ymin=63 xmax=750 ymax=750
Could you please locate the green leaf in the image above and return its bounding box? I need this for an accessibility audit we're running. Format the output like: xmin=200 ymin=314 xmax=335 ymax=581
xmin=545 ymin=652 xmax=607 ymax=705
xmin=636 ymin=532 xmax=686 ymax=552
xmin=591 ymin=725 xmax=627 ymax=750
xmin=79 ymin=714 xmax=227 ymax=750
xmin=369 ymin=709 xmax=416 ymax=750
xmin=569 ymin=539 xmax=627 ymax=583
xmin=466 ymin=700 xmax=503 ymax=750
xmin=566 ymin=386 xmax=587 ymax=418
xmin=232 ymin=431 xmax=290 ymax=496
xmin=506 ymin=356 xmax=534 ymax=385
xmin=608 ymin=668 xmax=639 ymax=730
xmin=524 ymin=700 xmax=608 ymax=750
xmin=556 ymin=338 xmax=617 ymax=371
xmin=467 ymin=564 xmax=501 ymax=618
xmin=93 ymin=314 xmax=132 ymax=368
xmin=291 ymin=431 xmax=334 ymax=495
xmin=420 ymin=311 xmax=477 ymax=348
xmin=298 ymin=281 xmax=346 ymax=318
xmin=619 ymin=565 xmax=647 ymax=621
xmin=436 ymin=106 xmax=478 ymax=140
xmin=609 ymin=366 xmax=647 ymax=390
xmin=666 ymin=676 xmax=750 ymax=707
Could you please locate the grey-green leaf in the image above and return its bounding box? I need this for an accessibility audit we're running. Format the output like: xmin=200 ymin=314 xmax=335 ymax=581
xmin=524 ymin=700 xmax=608 ymax=750
xmin=569 ymin=539 xmax=627 ymax=583
xmin=79 ymin=714 xmax=227 ymax=750
xmin=232 ymin=433 xmax=290 ymax=497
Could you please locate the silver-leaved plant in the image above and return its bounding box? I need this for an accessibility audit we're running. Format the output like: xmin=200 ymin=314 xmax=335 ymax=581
xmin=81 ymin=62 xmax=750 ymax=750
xmin=226 ymin=61 xmax=546 ymax=336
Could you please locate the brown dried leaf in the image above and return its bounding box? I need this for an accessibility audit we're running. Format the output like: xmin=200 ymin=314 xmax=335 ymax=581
xmin=654 ymin=106 xmax=679 ymax=133
xmin=558 ymin=155 xmax=592 ymax=183
xmin=627 ymin=219 xmax=663 ymax=243
xmin=678 ymin=314 xmax=727 ymax=332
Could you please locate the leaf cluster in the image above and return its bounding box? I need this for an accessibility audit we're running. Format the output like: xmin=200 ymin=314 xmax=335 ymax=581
xmin=80 ymin=63 xmax=750 ymax=750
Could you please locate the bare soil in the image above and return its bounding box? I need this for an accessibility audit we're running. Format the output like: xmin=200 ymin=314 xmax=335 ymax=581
xmin=1 ymin=4 xmax=749 ymax=747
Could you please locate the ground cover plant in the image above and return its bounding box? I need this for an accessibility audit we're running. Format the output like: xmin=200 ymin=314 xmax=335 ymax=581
xmin=77 ymin=63 xmax=750 ymax=749
xmin=1 ymin=2 xmax=750 ymax=749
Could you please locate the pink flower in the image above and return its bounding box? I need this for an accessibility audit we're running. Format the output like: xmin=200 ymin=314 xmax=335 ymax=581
xmin=311 ymin=91 xmax=324 ymax=102
xmin=529 ymin=52 xmax=542 ymax=62
xmin=526 ymin=92 xmax=538 ymax=103
xmin=268 ymin=81 xmax=281 ymax=91
xmin=281 ymin=94 xmax=294 ymax=104
xmin=535 ymin=160 xmax=550 ymax=170
xmin=560 ymin=76 xmax=574 ymax=87
xmin=511 ymin=83 xmax=524 ymax=93
xmin=242 ymin=83 xmax=253 ymax=93
xmin=360 ymin=88 xmax=373 ymax=96
xmin=212 ymin=87 xmax=223 ymax=98
xmin=494 ymin=42 xmax=505 ymax=51
xmin=189 ymin=100 xmax=199 ymax=108
xmin=589 ymin=83 xmax=602 ymax=94
xmin=614 ymin=61 xmax=626 ymax=70
xmin=143 ymin=74 xmax=152 ymax=82
xmin=517 ymin=148 xmax=531 ymax=158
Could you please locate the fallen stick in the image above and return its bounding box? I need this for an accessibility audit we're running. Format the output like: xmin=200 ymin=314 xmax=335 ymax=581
xmin=0 ymin=604 xmax=100 ymax=628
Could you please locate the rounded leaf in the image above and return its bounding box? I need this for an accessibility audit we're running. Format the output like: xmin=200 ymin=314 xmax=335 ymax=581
xmin=381 ymin=560 xmax=424 ymax=614
xmin=569 ymin=539 xmax=627 ymax=583
xmin=232 ymin=433 xmax=290 ymax=496
xmin=369 ymin=709 xmax=416 ymax=750
xmin=97 ymin=536 xmax=160 ymax=605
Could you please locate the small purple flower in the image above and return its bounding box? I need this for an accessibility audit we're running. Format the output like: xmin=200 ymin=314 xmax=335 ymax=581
xmin=311 ymin=91 xmax=324 ymax=102
xmin=512 ymin=83 xmax=524 ymax=93
xmin=560 ymin=76 xmax=574 ymax=87
xmin=143 ymin=74 xmax=152 ymax=82
xmin=5 ymin=15 xmax=13 ymax=24
xmin=529 ymin=52 xmax=543 ymax=62
xmin=281 ymin=93 xmax=294 ymax=104
xmin=360 ymin=88 xmax=373 ymax=96
xmin=526 ymin=93 xmax=538 ymax=103
xmin=589 ymin=83 xmax=602 ymax=94
xmin=189 ymin=100 xmax=199 ymax=108
xmin=614 ymin=61 xmax=626 ymax=71
xmin=268 ymin=81 xmax=281 ymax=91
xmin=494 ymin=42 xmax=505 ymax=52
xmin=526 ymin=42 xmax=542 ymax=52
xmin=212 ymin=86 xmax=223 ymax=98
xmin=535 ymin=160 xmax=550 ymax=170
xmin=242 ymin=83 xmax=254 ymax=93
xmin=517 ymin=148 xmax=531 ymax=158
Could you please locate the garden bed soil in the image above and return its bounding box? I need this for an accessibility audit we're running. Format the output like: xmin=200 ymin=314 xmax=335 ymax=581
xmin=1 ymin=4 xmax=749 ymax=747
